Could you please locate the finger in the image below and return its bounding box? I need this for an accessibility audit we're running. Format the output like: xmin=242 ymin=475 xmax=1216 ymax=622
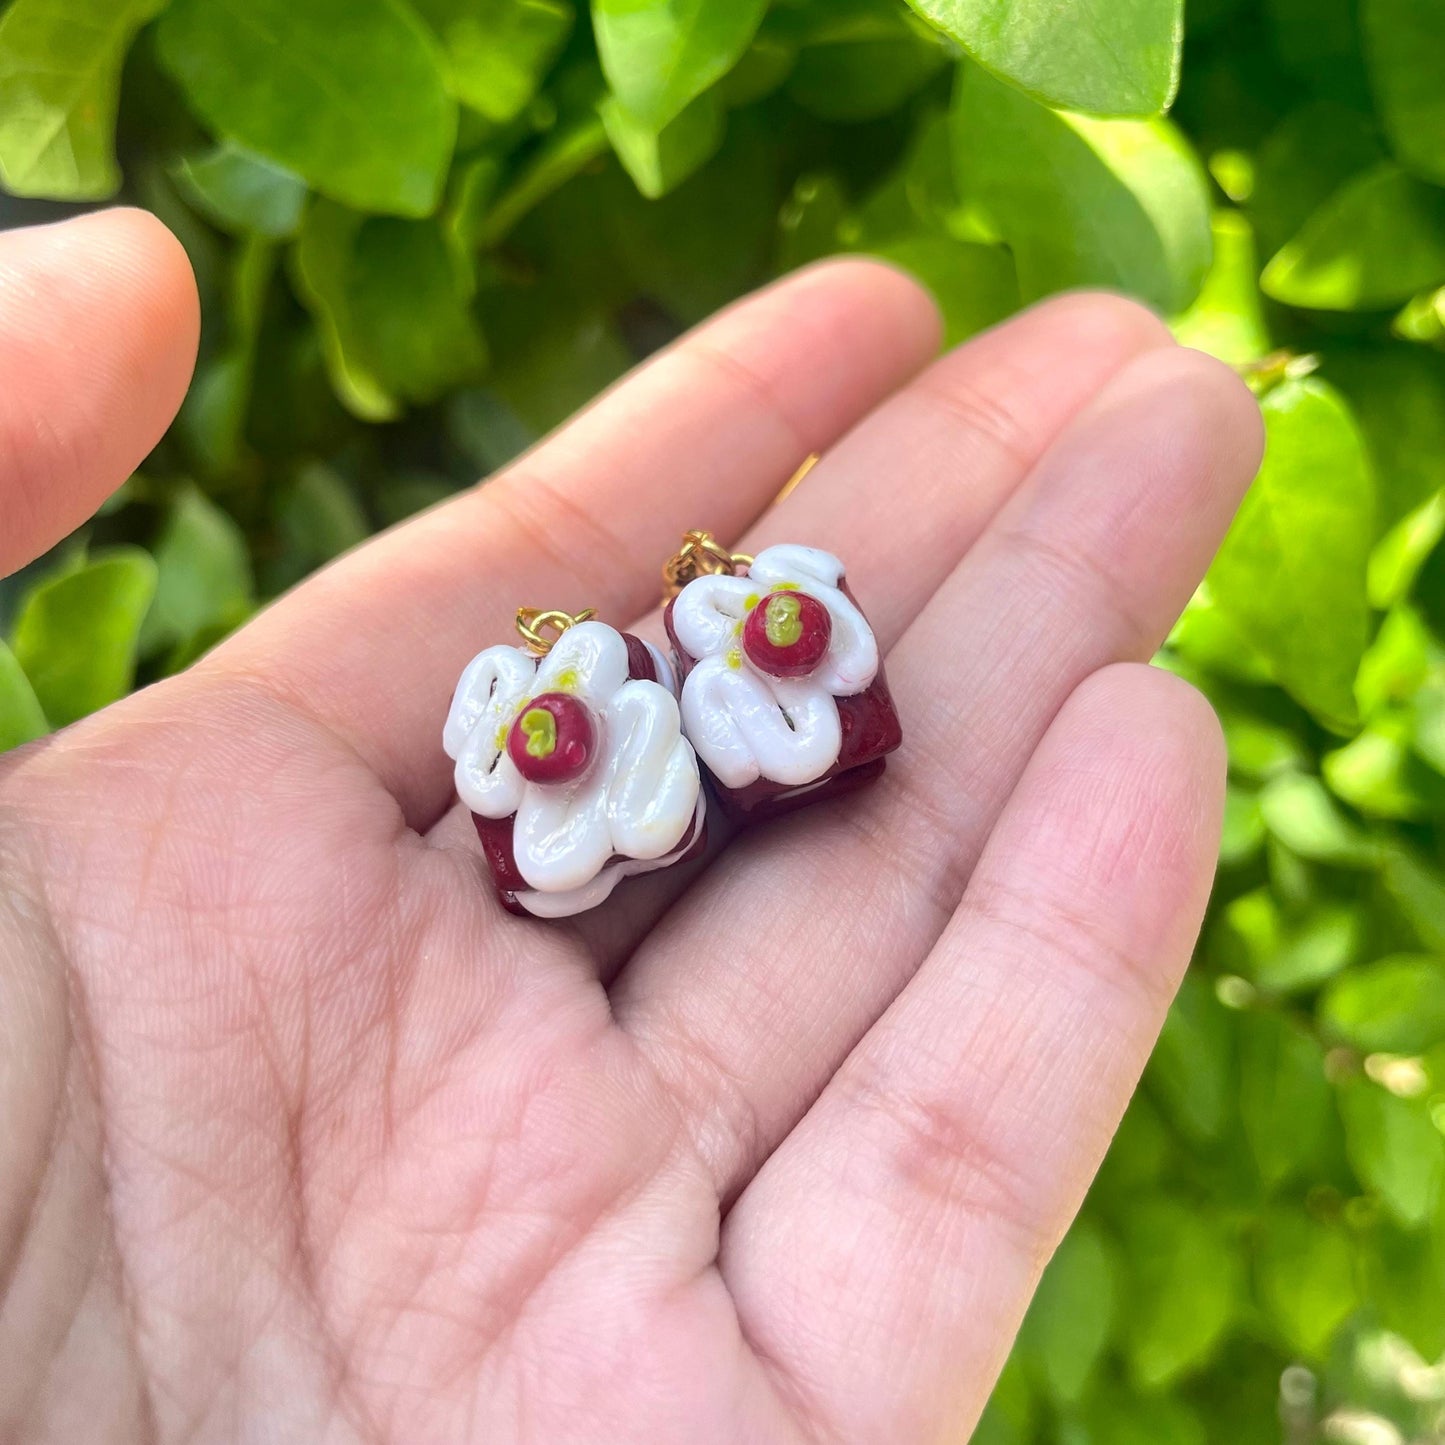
xmin=0 ymin=209 xmax=199 ymax=577
xmin=526 ymin=291 xmax=1173 ymax=964
xmin=616 ymin=346 xmax=1263 ymax=1195
xmin=210 ymin=260 xmax=942 ymax=827
xmin=721 ymin=664 xmax=1225 ymax=1442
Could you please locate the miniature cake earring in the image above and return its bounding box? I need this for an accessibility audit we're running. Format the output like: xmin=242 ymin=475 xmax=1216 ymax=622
xmin=443 ymin=607 xmax=704 ymax=917
xmin=663 ymin=528 xmax=901 ymax=821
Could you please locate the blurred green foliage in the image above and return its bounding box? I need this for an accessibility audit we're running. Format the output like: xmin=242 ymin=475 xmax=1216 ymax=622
xmin=2 ymin=0 xmax=1445 ymax=1438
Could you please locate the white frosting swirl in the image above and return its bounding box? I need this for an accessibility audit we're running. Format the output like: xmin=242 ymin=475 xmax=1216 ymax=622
xmin=673 ymin=544 xmax=879 ymax=789
xmin=443 ymin=621 xmax=701 ymax=907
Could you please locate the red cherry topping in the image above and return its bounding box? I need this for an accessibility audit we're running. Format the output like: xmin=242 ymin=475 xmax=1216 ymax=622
xmin=742 ymin=590 xmax=832 ymax=677
xmin=507 ymin=692 xmax=596 ymax=784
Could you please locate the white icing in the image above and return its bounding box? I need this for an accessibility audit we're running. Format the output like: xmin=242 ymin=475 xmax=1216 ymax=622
xmin=442 ymin=621 xmax=702 ymax=912
xmin=513 ymin=795 xmax=705 ymax=918
xmin=672 ymin=544 xmax=879 ymax=789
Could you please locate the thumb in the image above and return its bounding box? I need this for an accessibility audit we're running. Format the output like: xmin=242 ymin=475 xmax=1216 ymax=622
xmin=0 ymin=208 xmax=198 ymax=578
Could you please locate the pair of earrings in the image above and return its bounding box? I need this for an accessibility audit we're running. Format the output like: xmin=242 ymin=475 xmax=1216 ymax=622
xmin=442 ymin=518 xmax=901 ymax=918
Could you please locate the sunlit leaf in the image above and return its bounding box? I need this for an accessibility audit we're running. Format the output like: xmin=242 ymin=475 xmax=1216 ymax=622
xmin=1339 ymin=1076 xmax=1445 ymax=1228
xmin=1255 ymin=1209 xmax=1360 ymax=1358
xmin=1262 ymin=165 xmax=1445 ymax=312
xmin=0 ymin=639 xmax=48 ymax=752
xmin=1209 ymin=380 xmax=1374 ymax=732
xmin=157 ymin=0 xmax=456 ymax=217
xmin=907 ymin=0 xmax=1181 ymax=116
xmin=0 ymin=0 xmax=164 ymax=199
xmin=1123 ymin=1198 xmax=1241 ymax=1388
xmin=1259 ymin=773 xmax=1379 ymax=866
xmin=10 ymin=551 xmax=157 ymax=727
xmin=951 ymin=64 xmax=1211 ymax=313
xmin=412 ymin=0 xmax=572 ymax=123
xmin=1019 ymin=1219 xmax=1120 ymax=1404
xmin=593 ymin=0 xmax=768 ymax=131
xmin=601 ymin=91 xmax=724 ymax=199
xmin=1172 ymin=210 xmax=1270 ymax=366
xmin=1324 ymin=720 xmax=1445 ymax=820
xmin=1322 ymin=955 xmax=1445 ymax=1055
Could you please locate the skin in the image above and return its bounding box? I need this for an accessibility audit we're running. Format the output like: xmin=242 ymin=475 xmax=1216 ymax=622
xmin=0 ymin=210 xmax=1264 ymax=1444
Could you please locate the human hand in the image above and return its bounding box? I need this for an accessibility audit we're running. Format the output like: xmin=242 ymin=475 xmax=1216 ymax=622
xmin=0 ymin=209 xmax=1262 ymax=1443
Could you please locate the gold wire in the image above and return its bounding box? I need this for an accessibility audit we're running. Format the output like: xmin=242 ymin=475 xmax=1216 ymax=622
xmin=514 ymin=606 xmax=597 ymax=656
xmin=773 ymin=452 xmax=820 ymax=505
xmin=660 ymin=531 xmax=753 ymax=601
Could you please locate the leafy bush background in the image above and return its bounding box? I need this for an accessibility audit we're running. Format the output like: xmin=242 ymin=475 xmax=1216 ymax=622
xmin=2 ymin=0 xmax=1445 ymax=1439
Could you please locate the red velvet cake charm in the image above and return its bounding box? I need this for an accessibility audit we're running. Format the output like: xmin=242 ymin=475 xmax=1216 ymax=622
xmin=443 ymin=608 xmax=704 ymax=917
xmin=663 ymin=537 xmax=901 ymax=821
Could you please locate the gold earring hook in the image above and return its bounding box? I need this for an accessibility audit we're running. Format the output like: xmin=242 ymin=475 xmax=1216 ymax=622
xmin=515 ymin=606 xmax=597 ymax=656
xmin=661 ymin=531 xmax=753 ymax=601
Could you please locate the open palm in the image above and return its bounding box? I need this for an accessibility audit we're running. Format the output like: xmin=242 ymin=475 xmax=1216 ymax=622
xmin=0 ymin=211 xmax=1262 ymax=1443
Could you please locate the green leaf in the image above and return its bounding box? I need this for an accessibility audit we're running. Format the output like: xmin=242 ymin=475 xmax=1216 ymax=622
xmin=906 ymin=0 xmax=1181 ymax=117
xmin=1249 ymin=102 xmax=1386 ymax=260
xmin=0 ymin=0 xmax=165 ymax=199
xmin=1123 ymin=1198 xmax=1241 ymax=1388
xmin=171 ymin=144 xmax=308 ymax=239
xmin=412 ymin=0 xmax=572 ymax=123
xmin=1415 ymin=530 xmax=1445 ymax=644
xmin=951 ymin=64 xmax=1211 ymax=313
xmin=1382 ymin=848 xmax=1445 ymax=955
xmin=291 ymin=201 xmax=487 ymax=421
xmin=1262 ymin=165 xmax=1445 ymax=312
xmin=1339 ymin=1076 xmax=1445 ymax=1228
xmin=0 ymin=639 xmax=48 ymax=752
xmin=264 ymin=463 xmax=371 ymax=593
xmin=1147 ymin=972 xmax=1233 ymax=1143
xmin=601 ymin=91 xmax=724 ymax=200
xmin=1259 ymin=773 xmax=1378 ymax=867
xmin=1328 ymin=347 xmax=1445 ymax=535
xmin=593 ymin=0 xmax=769 ymax=131
xmin=787 ymin=1 xmax=951 ymax=123
xmin=1167 ymin=590 xmax=1274 ymax=686
xmin=1371 ymin=496 xmax=1445 ymax=609
xmin=1362 ymin=0 xmax=1445 ymax=186
xmin=156 ymin=0 xmax=456 ymax=218
xmin=1019 ymin=1219 xmax=1120 ymax=1405
xmin=139 ymin=487 xmax=254 ymax=659
xmin=10 ymin=551 xmax=157 ymax=728
xmin=1172 ymin=211 xmax=1270 ymax=367
xmin=1219 ymin=783 xmax=1266 ymax=866
xmin=1238 ymin=1012 xmax=1333 ymax=1188
xmin=1081 ymin=1392 xmax=1208 ymax=1445
xmin=1254 ymin=1209 xmax=1359 ymax=1358
xmin=1322 ymin=956 xmax=1445 ymax=1056
xmin=1217 ymin=888 xmax=1361 ymax=993
xmin=1209 ymin=380 xmax=1374 ymax=733
xmin=473 ymin=111 xmax=610 ymax=248
xmin=1324 ymin=720 xmax=1445 ymax=821
xmin=1369 ymin=1221 xmax=1445 ymax=1360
